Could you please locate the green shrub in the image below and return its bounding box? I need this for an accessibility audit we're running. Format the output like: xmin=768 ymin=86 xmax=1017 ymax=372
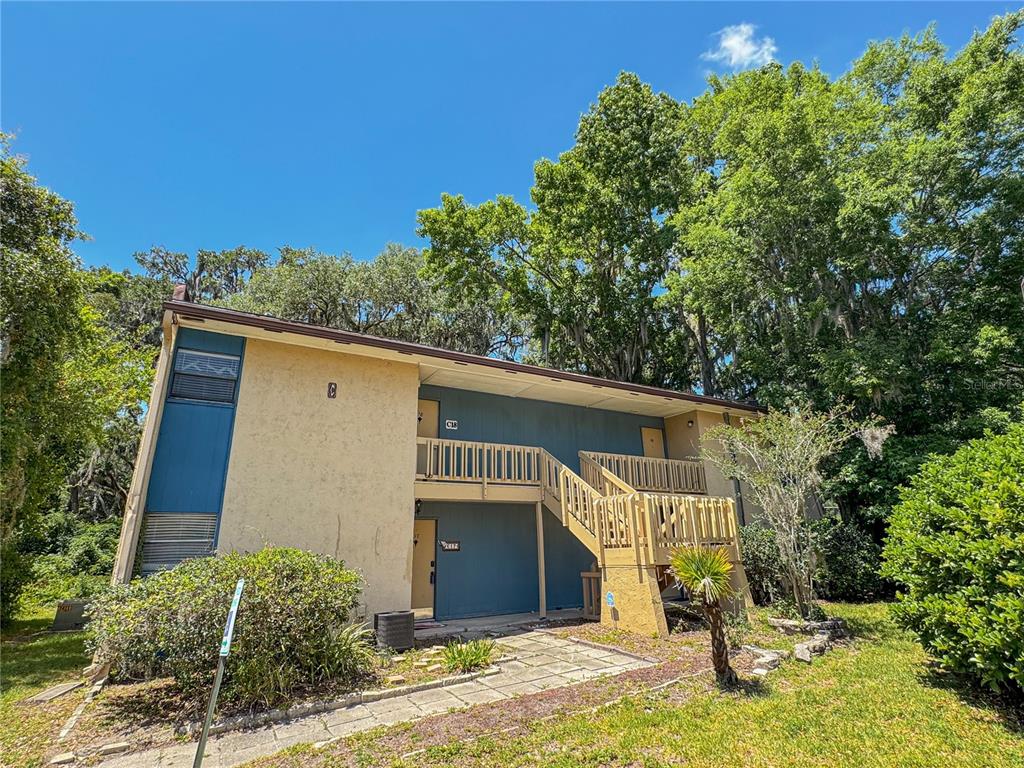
xmin=442 ymin=639 xmax=495 ymax=673
xmin=882 ymin=422 xmax=1024 ymax=692
xmin=812 ymin=516 xmax=886 ymax=601
xmin=0 ymin=538 xmax=29 ymax=626
xmin=21 ymin=554 xmax=107 ymax=608
xmin=88 ymin=547 xmax=369 ymax=709
xmin=738 ymin=524 xmax=786 ymax=605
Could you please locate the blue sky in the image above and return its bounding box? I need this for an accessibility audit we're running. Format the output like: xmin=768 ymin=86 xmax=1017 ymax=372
xmin=3 ymin=2 xmax=1015 ymax=272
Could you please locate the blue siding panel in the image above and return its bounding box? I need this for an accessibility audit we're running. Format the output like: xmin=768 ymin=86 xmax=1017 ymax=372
xmin=423 ymin=501 xmax=594 ymax=620
xmin=145 ymin=401 xmax=237 ymax=513
xmin=419 ymin=385 xmax=664 ymax=472
xmin=145 ymin=329 xmax=245 ymax=521
xmin=174 ymin=328 xmax=245 ymax=356
xmin=543 ymin=510 xmax=594 ymax=609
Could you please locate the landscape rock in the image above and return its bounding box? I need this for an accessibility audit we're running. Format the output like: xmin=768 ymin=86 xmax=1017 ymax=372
xmin=427 ymin=663 xmax=443 ymax=673
xmin=97 ymin=742 xmax=130 ymax=755
xmin=794 ymin=633 xmax=832 ymax=663
xmin=49 ymin=753 xmax=75 ymax=765
xmin=767 ymin=617 xmax=846 ymax=636
xmin=386 ymin=675 xmax=407 ymax=684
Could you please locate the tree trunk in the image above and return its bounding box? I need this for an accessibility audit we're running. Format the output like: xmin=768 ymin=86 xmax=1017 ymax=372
xmin=703 ymin=598 xmax=737 ymax=685
xmin=697 ymin=312 xmax=716 ymax=396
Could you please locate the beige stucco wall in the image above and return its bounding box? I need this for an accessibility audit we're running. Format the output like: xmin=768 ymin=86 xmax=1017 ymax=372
xmin=665 ymin=410 xmax=762 ymax=524
xmin=218 ymin=339 xmax=420 ymax=619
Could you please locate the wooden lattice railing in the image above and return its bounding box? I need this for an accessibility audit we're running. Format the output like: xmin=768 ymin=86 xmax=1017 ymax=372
xmin=580 ymin=451 xmax=707 ymax=494
xmin=415 ymin=437 xmax=736 ymax=566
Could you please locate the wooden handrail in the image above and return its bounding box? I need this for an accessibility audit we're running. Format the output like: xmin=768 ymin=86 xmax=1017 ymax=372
xmin=416 ymin=438 xmax=736 ymax=566
xmin=417 ymin=437 xmax=541 ymax=486
xmin=579 ymin=453 xmax=637 ymax=496
xmin=580 ymin=451 xmax=707 ymax=494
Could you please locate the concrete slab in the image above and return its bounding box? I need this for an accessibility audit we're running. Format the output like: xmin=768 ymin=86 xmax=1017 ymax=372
xmin=96 ymin=628 xmax=648 ymax=768
xmin=26 ymin=681 xmax=83 ymax=703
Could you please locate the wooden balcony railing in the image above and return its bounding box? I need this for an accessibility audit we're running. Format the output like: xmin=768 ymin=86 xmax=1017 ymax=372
xmin=417 ymin=438 xmax=543 ymax=491
xmin=580 ymin=451 xmax=707 ymax=494
xmin=416 ymin=437 xmax=735 ymax=566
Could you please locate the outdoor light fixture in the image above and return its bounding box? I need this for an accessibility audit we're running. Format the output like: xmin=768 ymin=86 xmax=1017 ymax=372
xmin=687 ymin=419 xmax=695 ymax=428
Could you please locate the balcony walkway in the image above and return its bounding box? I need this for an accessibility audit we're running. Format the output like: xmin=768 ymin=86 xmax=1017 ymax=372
xmin=415 ymin=437 xmax=750 ymax=637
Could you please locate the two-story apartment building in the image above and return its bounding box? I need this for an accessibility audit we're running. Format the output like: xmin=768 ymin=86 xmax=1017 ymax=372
xmin=112 ymin=297 xmax=760 ymax=637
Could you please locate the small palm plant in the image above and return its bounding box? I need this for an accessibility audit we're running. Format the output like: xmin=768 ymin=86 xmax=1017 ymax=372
xmin=670 ymin=546 xmax=738 ymax=685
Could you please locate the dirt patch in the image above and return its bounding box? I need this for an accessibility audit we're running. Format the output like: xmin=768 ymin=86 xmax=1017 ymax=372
xmin=243 ymin=650 xmax=760 ymax=768
xmin=539 ymin=620 xmax=709 ymax=662
xmin=63 ymin=642 xmax=508 ymax=759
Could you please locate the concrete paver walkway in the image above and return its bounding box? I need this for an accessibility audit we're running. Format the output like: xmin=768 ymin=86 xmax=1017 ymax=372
xmin=97 ymin=630 xmax=648 ymax=768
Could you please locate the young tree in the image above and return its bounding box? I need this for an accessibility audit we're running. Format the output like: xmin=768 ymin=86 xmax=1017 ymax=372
xmin=669 ymin=546 xmax=738 ymax=684
xmin=702 ymin=406 xmax=890 ymax=617
xmin=1 ymin=139 xmax=151 ymax=623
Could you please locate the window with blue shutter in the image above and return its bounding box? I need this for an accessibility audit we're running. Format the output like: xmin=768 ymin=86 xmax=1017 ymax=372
xmin=170 ymin=348 xmax=241 ymax=404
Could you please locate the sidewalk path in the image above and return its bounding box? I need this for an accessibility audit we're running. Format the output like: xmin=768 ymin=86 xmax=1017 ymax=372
xmin=97 ymin=630 xmax=649 ymax=768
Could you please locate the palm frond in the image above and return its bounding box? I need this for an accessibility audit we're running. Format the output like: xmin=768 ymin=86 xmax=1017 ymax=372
xmin=669 ymin=546 xmax=734 ymax=602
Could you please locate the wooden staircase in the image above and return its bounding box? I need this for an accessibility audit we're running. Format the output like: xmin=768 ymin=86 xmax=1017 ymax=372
xmin=415 ymin=437 xmax=750 ymax=636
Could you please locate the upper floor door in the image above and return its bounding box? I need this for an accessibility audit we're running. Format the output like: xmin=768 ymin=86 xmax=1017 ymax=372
xmin=418 ymin=399 xmax=439 ymax=438
xmin=641 ymin=426 xmax=666 ymax=459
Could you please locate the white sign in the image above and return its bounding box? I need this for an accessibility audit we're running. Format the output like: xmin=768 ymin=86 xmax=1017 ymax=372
xmin=445 ymin=419 xmax=458 ymax=430
xmin=219 ymin=579 xmax=245 ymax=657
xmin=605 ymin=591 xmax=615 ymax=608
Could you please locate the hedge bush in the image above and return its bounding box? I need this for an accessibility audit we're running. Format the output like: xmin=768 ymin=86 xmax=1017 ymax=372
xmin=812 ymin=516 xmax=886 ymax=601
xmin=738 ymin=524 xmax=786 ymax=605
xmin=741 ymin=518 xmax=887 ymax=605
xmin=882 ymin=422 xmax=1024 ymax=693
xmin=89 ymin=547 xmax=369 ymax=708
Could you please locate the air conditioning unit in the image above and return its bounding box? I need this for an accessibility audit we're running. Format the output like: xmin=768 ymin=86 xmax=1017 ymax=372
xmin=374 ymin=610 xmax=415 ymax=651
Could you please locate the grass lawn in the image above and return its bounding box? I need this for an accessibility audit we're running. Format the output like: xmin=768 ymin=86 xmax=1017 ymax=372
xmin=0 ymin=605 xmax=91 ymax=768
xmin=247 ymin=603 xmax=1024 ymax=768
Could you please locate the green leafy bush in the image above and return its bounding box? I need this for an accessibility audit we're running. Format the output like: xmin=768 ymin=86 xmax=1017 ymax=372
xmin=738 ymin=524 xmax=786 ymax=605
xmin=812 ymin=516 xmax=886 ymax=601
xmin=882 ymin=422 xmax=1024 ymax=692
xmin=0 ymin=539 xmax=29 ymax=626
xmin=89 ymin=547 xmax=369 ymax=708
xmin=442 ymin=639 xmax=495 ymax=673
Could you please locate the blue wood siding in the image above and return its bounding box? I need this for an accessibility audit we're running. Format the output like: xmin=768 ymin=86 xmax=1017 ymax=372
xmin=145 ymin=329 xmax=245 ymax=522
xmin=423 ymin=501 xmax=593 ymax=620
xmin=419 ymin=385 xmax=665 ymax=472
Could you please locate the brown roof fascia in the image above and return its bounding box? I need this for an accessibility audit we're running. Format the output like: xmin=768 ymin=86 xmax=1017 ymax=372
xmin=164 ymin=300 xmax=765 ymax=413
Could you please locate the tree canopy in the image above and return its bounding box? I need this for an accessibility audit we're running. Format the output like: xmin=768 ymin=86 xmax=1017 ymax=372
xmin=418 ymin=12 xmax=1024 ymax=523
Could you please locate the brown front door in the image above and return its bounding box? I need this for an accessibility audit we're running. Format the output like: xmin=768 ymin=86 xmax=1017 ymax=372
xmin=641 ymin=427 xmax=666 ymax=459
xmin=411 ymin=518 xmax=436 ymax=614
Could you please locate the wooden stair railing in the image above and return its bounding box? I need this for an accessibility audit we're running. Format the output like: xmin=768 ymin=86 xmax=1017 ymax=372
xmin=580 ymin=451 xmax=708 ymax=494
xmin=417 ymin=438 xmax=739 ymax=568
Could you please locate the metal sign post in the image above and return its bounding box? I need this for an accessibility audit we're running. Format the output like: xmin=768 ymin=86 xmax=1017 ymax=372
xmin=193 ymin=579 xmax=244 ymax=768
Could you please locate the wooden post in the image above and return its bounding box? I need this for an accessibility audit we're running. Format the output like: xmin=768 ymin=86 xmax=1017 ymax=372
xmin=535 ymin=501 xmax=547 ymax=619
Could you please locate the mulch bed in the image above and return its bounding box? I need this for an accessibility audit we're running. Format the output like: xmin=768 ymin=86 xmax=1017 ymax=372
xmin=61 ymin=641 xmax=499 ymax=760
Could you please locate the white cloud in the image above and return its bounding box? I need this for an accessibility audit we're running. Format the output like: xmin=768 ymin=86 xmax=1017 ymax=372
xmin=702 ymin=23 xmax=777 ymax=70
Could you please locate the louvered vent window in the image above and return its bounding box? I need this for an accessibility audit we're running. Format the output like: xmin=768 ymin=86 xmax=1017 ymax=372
xmin=170 ymin=348 xmax=240 ymax=404
xmin=140 ymin=512 xmax=218 ymax=574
